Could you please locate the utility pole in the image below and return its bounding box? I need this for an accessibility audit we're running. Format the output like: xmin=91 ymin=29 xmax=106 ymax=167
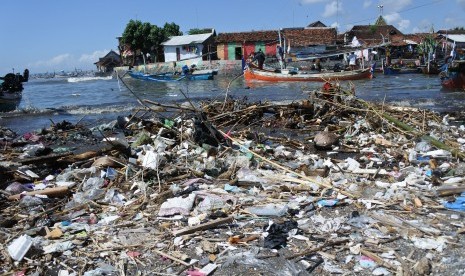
xmin=377 ymin=4 xmax=384 ymax=16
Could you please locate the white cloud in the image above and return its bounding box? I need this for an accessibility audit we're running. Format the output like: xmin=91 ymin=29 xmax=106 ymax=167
xmin=384 ymin=12 xmax=410 ymax=32
xmin=27 ymin=50 xmax=113 ymax=73
xmin=412 ymin=19 xmax=434 ymax=33
xmin=322 ymin=1 xmax=341 ymax=18
xmin=397 ymin=19 xmax=410 ymax=32
xmin=330 ymin=21 xmax=339 ymax=29
xmin=79 ymin=50 xmax=110 ymax=63
xmin=363 ymin=0 xmax=372 ymax=9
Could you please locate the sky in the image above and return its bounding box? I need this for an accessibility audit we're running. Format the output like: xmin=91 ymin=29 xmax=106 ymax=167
xmin=1 ymin=0 xmax=464 ymax=76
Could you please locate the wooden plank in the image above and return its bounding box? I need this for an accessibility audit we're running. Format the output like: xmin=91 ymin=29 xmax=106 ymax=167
xmin=172 ymin=216 xmax=234 ymax=237
xmin=8 ymin=186 xmax=69 ymax=200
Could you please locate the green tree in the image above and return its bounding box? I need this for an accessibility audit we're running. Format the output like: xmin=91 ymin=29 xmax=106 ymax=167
xmin=163 ymin=22 xmax=183 ymax=37
xmin=148 ymin=25 xmax=165 ymax=62
xmin=121 ymin=20 xmax=182 ymax=64
xmin=188 ymin=28 xmax=213 ymax=35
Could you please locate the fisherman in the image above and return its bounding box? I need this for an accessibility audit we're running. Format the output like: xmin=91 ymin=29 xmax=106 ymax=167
xmin=253 ymin=49 xmax=266 ymax=69
xmin=276 ymin=45 xmax=285 ymax=69
xmin=348 ymin=52 xmax=357 ymax=70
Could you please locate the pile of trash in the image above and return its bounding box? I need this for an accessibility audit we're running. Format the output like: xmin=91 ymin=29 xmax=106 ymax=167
xmin=1 ymin=83 xmax=465 ymax=275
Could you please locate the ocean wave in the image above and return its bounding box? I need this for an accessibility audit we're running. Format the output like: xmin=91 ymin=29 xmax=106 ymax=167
xmin=67 ymin=76 xmax=113 ymax=83
xmin=0 ymin=104 xmax=137 ymax=118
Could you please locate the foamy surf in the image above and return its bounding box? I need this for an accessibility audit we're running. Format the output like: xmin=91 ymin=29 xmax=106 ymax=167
xmin=67 ymin=76 xmax=113 ymax=83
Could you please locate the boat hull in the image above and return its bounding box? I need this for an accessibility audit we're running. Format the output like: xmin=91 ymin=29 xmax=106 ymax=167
xmin=128 ymin=71 xmax=213 ymax=82
xmin=244 ymin=67 xmax=372 ymax=82
xmin=383 ymin=66 xmax=421 ymax=75
xmin=0 ymin=92 xmax=21 ymax=112
xmin=441 ymin=74 xmax=465 ymax=91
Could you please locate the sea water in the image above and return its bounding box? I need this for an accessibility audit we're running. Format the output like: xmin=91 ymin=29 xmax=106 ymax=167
xmin=1 ymin=73 xmax=464 ymax=134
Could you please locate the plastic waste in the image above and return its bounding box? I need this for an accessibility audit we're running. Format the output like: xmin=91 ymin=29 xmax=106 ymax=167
xmin=224 ymin=184 xmax=242 ymax=193
xmin=415 ymin=141 xmax=432 ymax=152
xmin=19 ymin=195 xmax=43 ymax=208
xmin=82 ymin=177 xmax=105 ymax=191
xmin=83 ymin=263 xmax=117 ymax=276
xmin=264 ymin=220 xmax=298 ymax=249
xmin=443 ymin=192 xmax=465 ymax=211
xmin=7 ymin=234 xmax=32 ymax=261
xmin=317 ymin=199 xmax=339 ymax=207
xmin=5 ymin=182 xmax=34 ymax=194
xmin=359 ymin=255 xmax=377 ymax=268
xmin=246 ymin=203 xmax=288 ymax=217
xmin=410 ymin=236 xmax=446 ymax=252
xmin=158 ymin=193 xmax=196 ymax=216
xmin=43 ymin=241 xmax=74 ymax=254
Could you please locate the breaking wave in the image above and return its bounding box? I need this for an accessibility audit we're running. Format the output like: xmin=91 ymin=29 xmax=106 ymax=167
xmin=67 ymin=76 xmax=113 ymax=83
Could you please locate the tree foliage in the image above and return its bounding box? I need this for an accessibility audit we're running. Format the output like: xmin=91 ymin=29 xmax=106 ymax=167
xmin=188 ymin=28 xmax=213 ymax=35
xmin=121 ymin=20 xmax=182 ymax=63
xmin=418 ymin=34 xmax=437 ymax=57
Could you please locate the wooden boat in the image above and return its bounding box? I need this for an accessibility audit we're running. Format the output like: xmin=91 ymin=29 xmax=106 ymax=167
xmin=0 ymin=69 xmax=29 ymax=111
xmin=128 ymin=68 xmax=214 ymax=82
xmin=382 ymin=66 xmax=421 ymax=75
xmin=418 ymin=61 xmax=441 ymax=75
xmin=440 ymin=60 xmax=465 ymax=91
xmin=243 ymin=65 xmax=372 ymax=82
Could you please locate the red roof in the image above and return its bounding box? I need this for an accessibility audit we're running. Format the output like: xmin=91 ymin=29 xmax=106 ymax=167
xmin=215 ymin=28 xmax=337 ymax=46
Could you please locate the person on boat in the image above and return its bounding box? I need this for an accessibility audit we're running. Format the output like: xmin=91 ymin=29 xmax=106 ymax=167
xmin=348 ymin=53 xmax=357 ymax=70
xmin=253 ymin=49 xmax=266 ymax=69
xmin=276 ymin=45 xmax=285 ymax=69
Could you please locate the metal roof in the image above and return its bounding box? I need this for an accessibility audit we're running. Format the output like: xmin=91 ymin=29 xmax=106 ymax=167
xmin=161 ymin=33 xmax=213 ymax=46
xmin=445 ymin=34 xmax=465 ymax=43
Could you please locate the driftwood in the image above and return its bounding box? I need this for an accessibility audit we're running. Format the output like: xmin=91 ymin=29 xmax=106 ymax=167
xmin=8 ymin=186 xmax=69 ymax=200
xmin=435 ymin=185 xmax=465 ymax=197
xmin=172 ymin=216 xmax=234 ymax=237
xmin=19 ymin=152 xmax=73 ymax=165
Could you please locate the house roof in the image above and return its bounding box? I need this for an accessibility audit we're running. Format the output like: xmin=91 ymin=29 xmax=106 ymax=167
xmin=437 ymin=29 xmax=465 ymax=35
xmin=307 ymin=21 xmax=327 ymax=28
xmin=215 ymin=30 xmax=279 ymax=43
xmin=162 ymin=32 xmax=214 ymax=46
xmin=215 ymin=28 xmax=336 ymax=46
xmin=346 ymin=25 xmax=403 ymax=46
xmin=443 ymin=34 xmax=465 ymax=43
xmin=283 ymin=28 xmax=336 ymax=46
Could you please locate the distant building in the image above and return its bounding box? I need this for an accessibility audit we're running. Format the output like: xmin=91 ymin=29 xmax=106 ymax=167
xmin=94 ymin=50 xmax=121 ymax=74
xmin=215 ymin=25 xmax=337 ymax=60
xmin=161 ymin=30 xmax=217 ymax=62
xmin=307 ymin=21 xmax=327 ymax=28
xmin=344 ymin=24 xmax=403 ymax=47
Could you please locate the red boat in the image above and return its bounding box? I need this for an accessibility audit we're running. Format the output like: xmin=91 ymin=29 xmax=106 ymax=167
xmin=441 ymin=61 xmax=465 ymax=91
xmin=244 ymin=64 xmax=372 ymax=82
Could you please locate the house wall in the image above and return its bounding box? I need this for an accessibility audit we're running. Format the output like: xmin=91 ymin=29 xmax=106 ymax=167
xmin=227 ymin=43 xmax=239 ymax=60
xmin=164 ymin=44 xmax=205 ymax=62
xmin=218 ymin=42 xmax=280 ymax=60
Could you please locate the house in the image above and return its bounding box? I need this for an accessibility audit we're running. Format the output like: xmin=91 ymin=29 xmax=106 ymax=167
xmin=344 ymin=24 xmax=403 ymax=47
xmin=307 ymin=21 xmax=327 ymax=28
xmin=215 ymin=26 xmax=337 ymax=61
xmin=437 ymin=30 xmax=465 ymax=58
xmin=94 ymin=50 xmax=121 ymax=74
xmin=161 ymin=30 xmax=216 ymax=62
xmin=215 ymin=30 xmax=279 ymax=60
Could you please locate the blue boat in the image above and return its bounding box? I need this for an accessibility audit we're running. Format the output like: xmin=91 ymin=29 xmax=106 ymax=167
xmin=128 ymin=65 xmax=214 ymax=82
xmin=382 ymin=65 xmax=421 ymax=75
